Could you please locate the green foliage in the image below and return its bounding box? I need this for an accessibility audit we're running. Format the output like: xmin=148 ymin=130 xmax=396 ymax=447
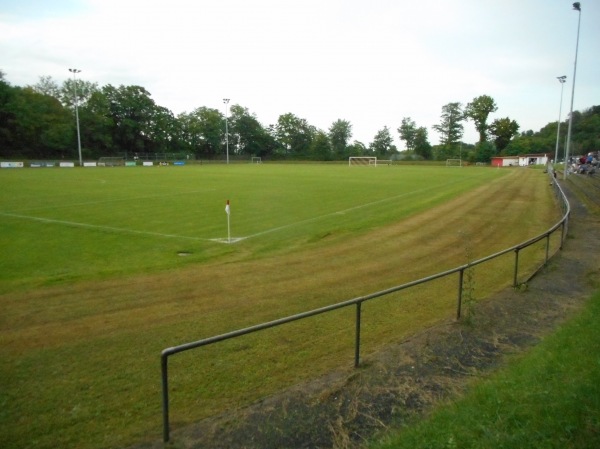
xmin=505 ymin=106 xmax=600 ymax=158
xmin=274 ymin=112 xmax=315 ymax=158
xmin=371 ymin=290 xmax=600 ymax=449
xmin=474 ymin=141 xmax=496 ymax=163
xmin=398 ymin=118 xmax=432 ymax=160
xmin=329 ymin=119 xmax=352 ymax=158
xmin=230 ymin=105 xmax=277 ymax=157
xmin=0 ymin=85 xmax=72 ymax=158
xmin=398 ymin=117 xmax=418 ymax=151
xmin=464 ymin=95 xmax=498 ymax=144
xmin=414 ymin=127 xmax=433 ymax=160
xmin=2 ymin=70 xmax=599 ymax=162
xmin=433 ymin=102 xmax=464 ymax=148
xmin=489 ymin=117 xmax=519 ymax=152
xmin=309 ymin=130 xmax=333 ymax=160
xmin=178 ymin=106 xmax=223 ymax=156
xmin=369 ymin=126 xmax=397 ymax=157
xmin=347 ymin=140 xmax=368 ymax=156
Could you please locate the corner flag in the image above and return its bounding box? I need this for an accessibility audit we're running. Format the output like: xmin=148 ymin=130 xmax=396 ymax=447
xmin=225 ymin=200 xmax=231 ymax=243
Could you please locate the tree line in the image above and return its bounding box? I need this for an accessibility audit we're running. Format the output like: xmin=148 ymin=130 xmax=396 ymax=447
xmin=0 ymin=70 xmax=597 ymax=162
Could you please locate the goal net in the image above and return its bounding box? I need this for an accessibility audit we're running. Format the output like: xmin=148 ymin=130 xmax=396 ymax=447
xmin=98 ymin=157 xmax=125 ymax=167
xmin=251 ymin=157 xmax=262 ymax=164
xmin=349 ymin=157 xmax=377 ymax=167
xmin=446 ymin=159 xmax=462 ymax=167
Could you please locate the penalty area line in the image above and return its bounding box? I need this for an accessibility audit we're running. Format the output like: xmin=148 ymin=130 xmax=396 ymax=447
xmin=242 ymin=172 xmax=487 ymax=241
xmin=0 ymin=212 xmax=212 ymax=242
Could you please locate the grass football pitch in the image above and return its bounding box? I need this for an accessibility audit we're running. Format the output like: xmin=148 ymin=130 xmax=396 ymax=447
xmin=0 ymin=163 xmax=561 ymax=449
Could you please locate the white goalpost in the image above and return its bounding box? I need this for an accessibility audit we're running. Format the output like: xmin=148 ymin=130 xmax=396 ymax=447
xmin=251 ymin=157 xmax=262 ymax=164
xmin=349 ymin=156 xmax=377 ymax=167
xmin=446 ymin=158 xmax=463 ymax=167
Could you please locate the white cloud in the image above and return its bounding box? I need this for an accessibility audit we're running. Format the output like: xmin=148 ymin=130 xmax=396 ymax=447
xmin=1 ymin=0 xmax=599 ymax=147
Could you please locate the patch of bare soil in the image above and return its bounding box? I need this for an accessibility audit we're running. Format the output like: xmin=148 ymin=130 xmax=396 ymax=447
xmin=136 ymin=174 xmax=600 ymax=449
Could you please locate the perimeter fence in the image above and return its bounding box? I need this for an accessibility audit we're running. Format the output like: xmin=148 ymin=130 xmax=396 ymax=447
xmin=160 ymin=170 xmax=570 ymax=442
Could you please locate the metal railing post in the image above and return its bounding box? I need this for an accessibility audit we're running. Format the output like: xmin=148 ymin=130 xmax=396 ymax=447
xmin=456 ymin=268 xmax=464 ymax=320
xmin=354 ymin=302 xmax=362 ymax=368
xmin=161 ymin=352 xmax=170 ymax=442
xmin=158 ymin=179 xmax=571 ymax=442
xmin=513 ymin=249 xmax=520 ymax=287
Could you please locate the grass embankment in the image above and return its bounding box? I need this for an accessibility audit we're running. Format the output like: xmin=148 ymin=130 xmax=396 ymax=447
xmin=371 ymin=290 xmax=600 ymax=449
xmin=0 ymin=165 xmax=559 ymax=449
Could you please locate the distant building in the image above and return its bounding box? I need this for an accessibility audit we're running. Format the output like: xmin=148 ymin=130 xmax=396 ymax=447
xmin=491 ymin=153 xmax=548 ymax=168
xmin=490 ymin=156 xmax=519 ymax=167
xmin=518 ymin=153 xmax=549 ymax=166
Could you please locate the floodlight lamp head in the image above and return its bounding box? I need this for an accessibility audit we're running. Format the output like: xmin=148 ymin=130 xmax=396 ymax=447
xmin=68 ymin=68 xmax=81 ymax=74
xmin=223 ymin=98 xmax=230 ymax=104
xmin=557 ymin=75 xmax=567 ymax=83
xmin=572 ymin=2 xmax=581 ymax=11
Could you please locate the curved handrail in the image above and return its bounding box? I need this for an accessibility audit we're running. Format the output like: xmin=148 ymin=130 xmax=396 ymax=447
xmin=161 ymin=174 xmax=570 ymax=442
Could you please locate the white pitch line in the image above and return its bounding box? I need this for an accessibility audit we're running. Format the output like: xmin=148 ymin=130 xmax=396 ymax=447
xmin=1 ymin=172 xmax=487 ymax=245
xmin=0 ymin=212 xmax=212 ymax=242
xmin=243 ymin=173 xmax=481 ymax=240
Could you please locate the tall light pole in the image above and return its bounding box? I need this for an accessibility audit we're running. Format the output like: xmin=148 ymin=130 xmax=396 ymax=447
xmin=223 ymin=98 xmax=230 ymax=164
xmin=563 ymin=2 xmax=582 ymax=180
xmin=69 ymin=68 xmax=83 ymax=167
xmin=554 ymin=75 xmax=567 ymax=169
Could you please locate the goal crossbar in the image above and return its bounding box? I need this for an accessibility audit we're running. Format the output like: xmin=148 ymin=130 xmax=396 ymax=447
xmin=446 ymin=159 xmax=462 ymax=167
xmin=349 ymin=157 xmax=377 ymax=166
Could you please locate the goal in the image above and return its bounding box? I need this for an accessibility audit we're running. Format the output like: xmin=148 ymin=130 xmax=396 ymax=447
xmin=446 ymin=158 xmax=462 ymax=167
xmin=349 ymin=157 xmax=377 ymax=167
xmin=251 ymin=157 xmax=262 ymax=164
xmin=98 ymin=157 xmax=125 ymax=167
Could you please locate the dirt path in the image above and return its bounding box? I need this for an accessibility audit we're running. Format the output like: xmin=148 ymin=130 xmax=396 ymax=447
xmin=135 ymin=173 xmax=600 ymax=449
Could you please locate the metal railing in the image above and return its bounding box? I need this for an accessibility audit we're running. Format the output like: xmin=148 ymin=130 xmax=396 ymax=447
xmin=161 ymin=173 xmax=570 ymax=442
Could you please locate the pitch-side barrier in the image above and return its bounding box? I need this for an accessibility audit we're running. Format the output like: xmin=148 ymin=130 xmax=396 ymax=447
xmin=160 ymin=171 xmax=570 ymax=443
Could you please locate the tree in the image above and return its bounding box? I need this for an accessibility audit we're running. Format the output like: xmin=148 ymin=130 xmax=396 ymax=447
xmin=274 ymin=113 xmax=315 ymax=158
xmin=369 ymin=126 xmax=397 ymax=157
xmin=0 ymin=74 xmax=17 ymax=156
xmin=309 ymin=131 xmax=332 ymax=160
xmin=413 ymin=126 xmax=432 ymax=160
xmin=30 ymin=75 xmax=61 ymax=98
xmin=347 ymin=140 xmax=367 ymax=157
xmin=60 ymin=78 xmax=99 ymax=110
xmin=144 ymin=105 xmax=177 ymax=153
xmin=473 ymin=141 xmax=496 ymax=163
xmin=489 ymin=117 xmax=519 ymax=152
xmin=329 ymin=119 xmax=352 ymax=159
xmin=80 ymin=89 xmax=114 ymax=156
xmin=397 ymin=117 xmax=418 ymax=151
xmin=102 ymin=84 xmax=162 ymax=154
xmin=503 ymin=133 xmax=549 ymax=156
xmin=229 ymin=104 xmax=275 ymax=157
xmin=433 ymin=102 xmax=464 ymax=150
xmin=1 ymin=86 xmax=72 ymax=158
xmin=178 ymin=107 xmax=222 ymax=157
xmin=464 ymin=95 xmax=498 ymax=143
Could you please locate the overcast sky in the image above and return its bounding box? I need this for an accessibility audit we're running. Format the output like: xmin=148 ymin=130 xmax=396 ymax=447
xmin=1 ymin=0 xmax=598 ymax=147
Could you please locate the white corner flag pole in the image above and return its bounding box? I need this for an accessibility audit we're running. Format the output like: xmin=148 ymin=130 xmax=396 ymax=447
xmin=225 ymin=199 xmax=231 ymax=243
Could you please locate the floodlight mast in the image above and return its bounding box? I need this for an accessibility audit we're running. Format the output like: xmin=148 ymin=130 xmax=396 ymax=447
xmin=554 ymin=76 xmax=567 ymax=169
xmin=223 ymin=98 xmax=230 ymax=164
xmin=563 ymin=2 xmax=581 ymax=180
xmin=69 ymin=68 xmax=83 ymax=167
